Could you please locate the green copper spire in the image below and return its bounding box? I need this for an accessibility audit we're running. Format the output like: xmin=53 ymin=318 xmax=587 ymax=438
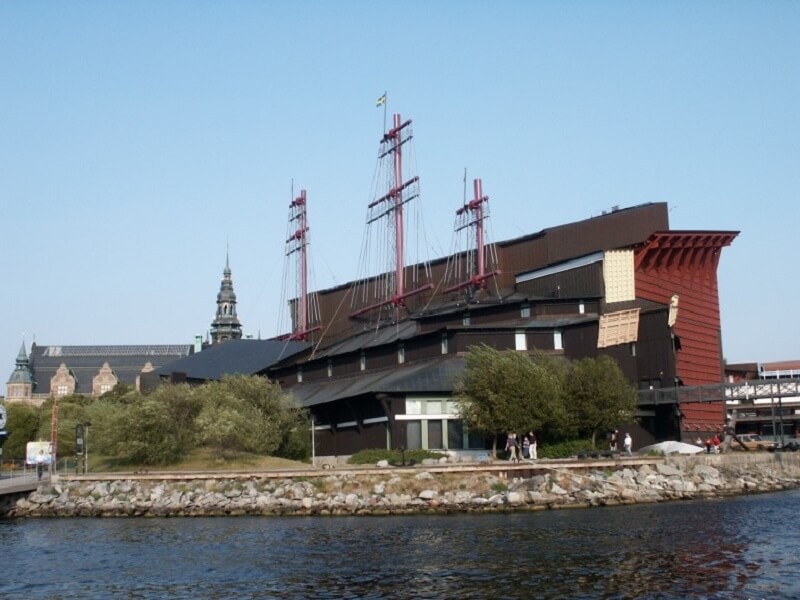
xmin=7 ymin=339 xmax=34 ymax=385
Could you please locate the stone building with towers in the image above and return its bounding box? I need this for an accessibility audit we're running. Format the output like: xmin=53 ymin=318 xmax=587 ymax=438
xmin=3 ymin=252 xmax=255 ymax=404
xmin=4 ymin=342 xmax=192 ymax=406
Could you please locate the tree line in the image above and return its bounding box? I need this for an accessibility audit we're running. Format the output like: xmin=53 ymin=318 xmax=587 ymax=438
xmin=3 ymin=375 xmax=310 ymax=465
xmin=456 ymin=345 xmax=638 ymax=455
xmin=3 ymin=346 xmax=637 ymax=465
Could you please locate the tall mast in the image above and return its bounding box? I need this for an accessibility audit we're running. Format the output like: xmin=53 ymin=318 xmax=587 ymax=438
xmin=286 ymin=189 xmax=321 ymax=340
xmin=444 ymin=178 xmax=501 ymax=294
xmin=351 ymin=113 xmax=432 ymax=318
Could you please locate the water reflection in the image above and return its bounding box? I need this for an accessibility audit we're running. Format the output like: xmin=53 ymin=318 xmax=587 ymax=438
xmin=2 ymin=490 xmax=799 ymax=599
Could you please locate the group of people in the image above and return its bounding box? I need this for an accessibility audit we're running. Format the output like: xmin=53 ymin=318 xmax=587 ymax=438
xmin=696 ymin=434 xmax=722 ymax=454
xmin=609 ymin=429 xmax=633 ymax=456
xmin=505 ymin=432 xmax=538 ymax=462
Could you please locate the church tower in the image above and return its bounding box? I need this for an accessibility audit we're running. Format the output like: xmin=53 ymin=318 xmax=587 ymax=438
xmin=6 ymin=340 xmax=34 ymax=401
xmin=210 ymin=251 xmax=242 ymax=344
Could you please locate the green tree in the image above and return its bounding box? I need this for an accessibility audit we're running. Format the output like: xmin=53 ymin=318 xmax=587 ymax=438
xmin=456 ymin=345 xmax=568 ymax=456
xmin=194 ymin=376 xmax=310 ymax=458
xmin=4 ymin=403 xmax=42 ymax=461
xmin=564 ymin=355 xmax=637 ymax=448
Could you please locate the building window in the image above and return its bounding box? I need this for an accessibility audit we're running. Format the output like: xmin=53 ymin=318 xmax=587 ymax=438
xmin=441 ymin=333 xmax=448 ymax=355
xmin=462 ymin=313 xmax=471 ymax=326
xmin=448 ymin=420 xmax=464 ymax=450
xmin=579 ymin=301 xmax=585 ymax=314
xmin=406 ymin=421 xmax=422 ymax=450
xmin=520 ymin=304 xmax=531 ymax=318
xmin=100 ymin=384 xmax=113 ymax=394
xmin=327 ymin=359 xmax=333 ymax=378
xmin=629 ymin=342 xmax=637 ymax=356
xmin=57 ymin=385 xmax=68 ymax=397
xmin=515 ymin=330 xmax=527 ymax=351
xmin=397 ymin=344 xmax=405 ymax=364
xmin=428 ymin=420 xmax=443 ymax=449
xmin=360 ymin=352 xmax=366 ymax=371
xmin=296 ymin=367 xmax=303 ymax=383
xmin=554 ymin=330 xmax=563 ymax=350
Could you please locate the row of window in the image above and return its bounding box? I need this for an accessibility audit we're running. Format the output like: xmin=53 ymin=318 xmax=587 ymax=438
xmin=300 ymin=326 xmax=575 ymax=383
xmin=404 ymin=419 xmax=485 ymax=451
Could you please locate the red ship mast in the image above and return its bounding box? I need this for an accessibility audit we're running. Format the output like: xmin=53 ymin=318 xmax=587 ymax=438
xmin=351 ymin=113 xmax=433 ymax=318
xmin=286 ymin=189 xmax=321 ymax=340
xmin=444 ymin=178 xmax=500 ymax=294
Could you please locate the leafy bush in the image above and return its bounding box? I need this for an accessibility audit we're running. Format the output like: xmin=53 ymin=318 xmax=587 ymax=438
xmin=537 ymin=439 xmax=595 ymax=459
xmin=5 ymin=403 xmax=42 ymax=460
xmin=347 ymin=448 xmax=446 ymax=465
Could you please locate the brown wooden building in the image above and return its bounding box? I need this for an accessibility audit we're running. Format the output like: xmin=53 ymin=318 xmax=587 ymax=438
xmin=266 ymin=202 xmax=737 ymax=459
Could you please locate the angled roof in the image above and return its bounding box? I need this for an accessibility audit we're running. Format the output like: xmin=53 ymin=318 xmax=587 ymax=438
xmin=156 ymin=339 xmax=309 ymax=381
xmin=288 ymin=355 xmax=466 ymax=407
xmin=306 ymin=321 xmax=420 ymax=360
xmin=29 ymin=344 xmax=192 ymax=395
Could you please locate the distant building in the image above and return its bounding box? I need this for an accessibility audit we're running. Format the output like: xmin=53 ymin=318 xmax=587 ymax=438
xmin=5 ymin=343 xmax=192 ymax=406
xmin=725 ymin=360 xmax=800 ymax=438
xmin=4 ymin=252 xmax=252 ymax=404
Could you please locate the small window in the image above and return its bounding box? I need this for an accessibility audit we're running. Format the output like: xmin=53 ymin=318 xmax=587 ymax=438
xmin=441 ymin=333 xmax=448 ymax=355
xmin=462 ymin=313 xmax=471 ymax=326
xmin=406 ymin=399 xmax=422 ymax=415
xmin=520 ymin=304 xmax=531 ymax=318
xmin=360 ymin=352 xmax=366 ymax=371
xmin=327 ymin=359 xmax=333 ymax=377
xmin=553 ymin=330 xmax=563 ymax=350
xmin=57 ymin=385 xmax=69 ymax=397
xmin=515 ymin=330 xmax=527 ymax=351
xmin=629 ymin=342 xmax=637 ymax=356
xmin=296 ymin=366 xmax=303 ymax=383
xmin=397 ymin=344 xmax=405 ymax=364
xmin=579 ymin=301 xmax=585 ymax=314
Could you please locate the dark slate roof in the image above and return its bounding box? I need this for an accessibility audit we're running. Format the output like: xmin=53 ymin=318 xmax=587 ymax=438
xmin=28 ymin=344 xmax=192 ymax=395
xmin=156 ymin=339 xmax=309 ymax=381
xmin=451 ymin=314 xmax=599 ymax=331
xmin=287 ymin=355 xmax=466 ymax=407
xmin=308 ymin=321 xmax=420 ymax=360
xmin=412 ymin=292 xmax=530 ymax=320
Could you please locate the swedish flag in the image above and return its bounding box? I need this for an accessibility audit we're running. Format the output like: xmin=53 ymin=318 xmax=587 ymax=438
xmin=376 ymin=93 xmax=386 ymax=107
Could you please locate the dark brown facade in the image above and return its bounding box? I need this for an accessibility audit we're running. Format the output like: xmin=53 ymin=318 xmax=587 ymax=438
xmin=270 ymin=203 xmax=737 ymax=456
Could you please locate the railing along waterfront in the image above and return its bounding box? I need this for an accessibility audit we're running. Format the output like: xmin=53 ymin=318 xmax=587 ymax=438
xmin=638 ymin=378 xmax=800 ymax=406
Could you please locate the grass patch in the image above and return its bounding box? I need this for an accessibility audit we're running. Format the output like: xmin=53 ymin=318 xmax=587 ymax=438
xmin=347 ymin=448 xmax=446 ymax=465
xmin=538 ymin=439 xmax=595 ymax=459
xmin=88 ymin=448 xmax=309 ymax=473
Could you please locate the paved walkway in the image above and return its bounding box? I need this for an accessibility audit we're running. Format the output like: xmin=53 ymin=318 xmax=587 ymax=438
xmin=0 ymin=472 xmax=46 ymax=496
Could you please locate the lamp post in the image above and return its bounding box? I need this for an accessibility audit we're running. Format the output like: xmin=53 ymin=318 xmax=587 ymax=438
xmin=84 ymin=422 xmax=91 ymax=474
xmin=310 ymin=416 xmax=316 ymax=468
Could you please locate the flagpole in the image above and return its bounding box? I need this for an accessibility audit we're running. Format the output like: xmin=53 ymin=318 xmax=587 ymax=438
xmin=382 ymin=91 xmax=387 ymax=132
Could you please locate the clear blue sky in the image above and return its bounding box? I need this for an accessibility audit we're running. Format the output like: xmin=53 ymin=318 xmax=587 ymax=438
xmin=2 ymin=1 xmax=798 ymax=379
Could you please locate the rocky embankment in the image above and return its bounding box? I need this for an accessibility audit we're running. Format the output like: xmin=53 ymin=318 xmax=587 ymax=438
xmin=9 ymin=453 xmax=800 ymax=518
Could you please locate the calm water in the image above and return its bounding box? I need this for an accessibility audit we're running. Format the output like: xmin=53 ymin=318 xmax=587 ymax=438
xmin=2 ymin=490 xmax=799 ymax=599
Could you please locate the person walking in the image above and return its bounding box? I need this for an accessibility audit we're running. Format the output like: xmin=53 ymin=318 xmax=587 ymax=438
xmin=505 ymin=432 xmax=519 ymax=463
xmin=623 ymin=433 xmax=633 ymax=456
xmin=36 ymin=449 xmax=46 ymax=481
xmin=528 ymin=431 xmax=538 ymax=460
xmin=522 ymin=436 xmax=531 ymax=460
xmin=610 ymin=430 xmax=619 ymax=452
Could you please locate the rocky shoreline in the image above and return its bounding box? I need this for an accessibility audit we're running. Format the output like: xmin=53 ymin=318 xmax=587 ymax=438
xmin=8 ymin=453 xmax=800 ymax=518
